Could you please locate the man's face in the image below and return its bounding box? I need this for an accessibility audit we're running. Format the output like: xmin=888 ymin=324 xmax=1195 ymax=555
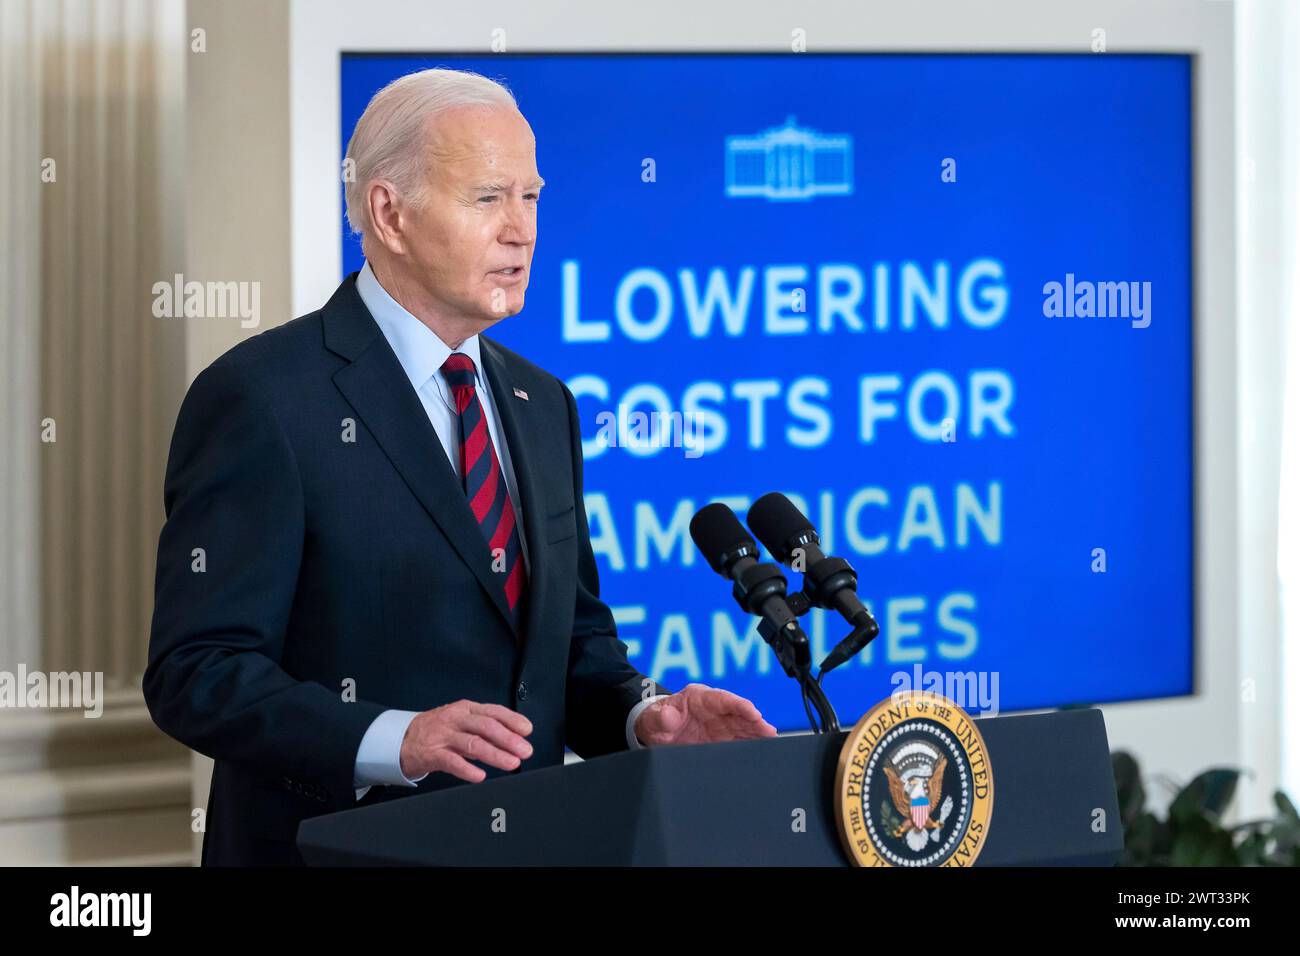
xmin=400 ymin=105 xmax=542 ymax=327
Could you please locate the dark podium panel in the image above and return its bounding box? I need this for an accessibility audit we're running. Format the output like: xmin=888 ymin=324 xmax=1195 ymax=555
xmin=299 ymin=707 xmax=1121 ymax=866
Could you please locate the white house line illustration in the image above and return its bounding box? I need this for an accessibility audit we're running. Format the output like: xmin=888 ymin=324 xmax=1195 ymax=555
xmin=725 ymin=115 xmax=854 ymax=201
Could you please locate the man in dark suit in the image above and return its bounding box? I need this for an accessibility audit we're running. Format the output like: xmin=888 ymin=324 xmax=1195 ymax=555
xmin=143 ymin=68 xmax=776 ymax=865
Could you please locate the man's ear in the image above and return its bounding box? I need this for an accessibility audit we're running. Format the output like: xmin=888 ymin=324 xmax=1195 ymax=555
xmin=366 ymin=180 xmax=409 ymax=256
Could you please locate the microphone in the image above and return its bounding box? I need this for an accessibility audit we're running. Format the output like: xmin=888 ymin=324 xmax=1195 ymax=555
xmin=747 ymin=492 xmax=879 ymax=673
xmin=690 ymin=501 xmax=841 ymax=733
xmin=689 ymin=503 xmax=810 ymax=674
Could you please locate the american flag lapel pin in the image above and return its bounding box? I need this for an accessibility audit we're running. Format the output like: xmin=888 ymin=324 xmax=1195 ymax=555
xmin=513 ymin=386 xmax=529 ymax=401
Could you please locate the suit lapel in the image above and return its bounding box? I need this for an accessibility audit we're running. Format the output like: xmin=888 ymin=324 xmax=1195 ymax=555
xmin=323 ymin=276 xmax=516 ymax=635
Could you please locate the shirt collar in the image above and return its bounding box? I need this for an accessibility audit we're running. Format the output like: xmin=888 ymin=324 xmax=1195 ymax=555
xmin=355 ymin=260 xmax=484 ymax=392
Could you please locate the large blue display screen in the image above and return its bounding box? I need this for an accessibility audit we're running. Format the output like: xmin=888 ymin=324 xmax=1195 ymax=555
xmin=341 ymin=53 xmax=1194 ymax=728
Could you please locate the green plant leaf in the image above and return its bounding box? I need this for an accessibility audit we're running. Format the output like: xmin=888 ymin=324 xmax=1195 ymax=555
xmin=1171 ymin=817 xmax=1238 ymax=866
xmin=1236 ymin=831 xmax=1267 ymax=865
xmin=1112 ymin=751 xmax=1146 ymax=827
xmin=1108 ymin=752 xmax=1300 ymax=867
xmin=1276 ymin=790 xmax=1299 ymax=825
xmin=1169 ymin=768 xmax=1239 ymax=823
xmin=1121 ymin=813 xmax=1165 ymax=866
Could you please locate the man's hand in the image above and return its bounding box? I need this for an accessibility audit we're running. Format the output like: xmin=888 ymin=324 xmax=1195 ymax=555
xmin=633 ymin=683 xmax=778 ymax=746
xmin=399 ymin=700 xmax=534 ymax=783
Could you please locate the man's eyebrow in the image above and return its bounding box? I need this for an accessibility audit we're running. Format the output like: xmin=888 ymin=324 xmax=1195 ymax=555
xmin=473 ymin=178 xmax=546 ymax=192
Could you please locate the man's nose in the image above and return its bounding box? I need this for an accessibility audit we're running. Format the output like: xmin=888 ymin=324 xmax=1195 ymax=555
xmin=500 ymin=197 xmax=535 ymax=245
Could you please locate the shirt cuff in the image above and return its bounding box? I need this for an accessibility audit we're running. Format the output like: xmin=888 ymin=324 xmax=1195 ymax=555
xmin=626 ymin=694 xmax=671 ymax=749
xmin=353 ymin=708 xmax=429 ymax=799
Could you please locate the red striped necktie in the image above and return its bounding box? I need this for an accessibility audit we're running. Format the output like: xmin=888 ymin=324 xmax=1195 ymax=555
xmin=439 ymin=353 xmax=528 ymax=633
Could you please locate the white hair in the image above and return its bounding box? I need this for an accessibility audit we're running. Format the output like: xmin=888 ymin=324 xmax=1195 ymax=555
xmin=343 ymin=67 xmax=519 ymax=239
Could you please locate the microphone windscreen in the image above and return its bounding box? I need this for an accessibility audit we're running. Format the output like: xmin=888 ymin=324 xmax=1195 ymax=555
xmin=689 ymin=503 xmax=754 ymax=571
xmin=747 ymin=492 xmax=815 ymax=563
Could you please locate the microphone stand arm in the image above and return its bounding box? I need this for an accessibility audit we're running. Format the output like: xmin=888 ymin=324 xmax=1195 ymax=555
xmin=728 ymin=565 xmax=841 ymax=734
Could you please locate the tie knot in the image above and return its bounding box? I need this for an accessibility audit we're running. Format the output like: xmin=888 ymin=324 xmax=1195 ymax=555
xmin=440 ymin=353 xmax=477 ymax=393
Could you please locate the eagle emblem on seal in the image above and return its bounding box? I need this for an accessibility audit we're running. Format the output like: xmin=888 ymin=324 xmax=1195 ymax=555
xmin=882 ymin=744 xmax=955 ymax=851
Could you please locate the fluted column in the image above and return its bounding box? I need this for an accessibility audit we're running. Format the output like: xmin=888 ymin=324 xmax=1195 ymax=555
xmin=37 ymin=0 xmax=188 ymax=687
xmin=0 ymin=0 xmax=191 ymax=865
xmin=0 ymin=0 xmax=44 ymax=679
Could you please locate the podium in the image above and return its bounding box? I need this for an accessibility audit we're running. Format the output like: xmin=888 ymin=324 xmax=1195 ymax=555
xmin=298 ymin=707 xmax=1122 ymax=866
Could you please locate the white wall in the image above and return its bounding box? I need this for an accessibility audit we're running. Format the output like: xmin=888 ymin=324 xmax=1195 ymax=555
xmin=1238 ymin=0 xmax=1300 ymax=806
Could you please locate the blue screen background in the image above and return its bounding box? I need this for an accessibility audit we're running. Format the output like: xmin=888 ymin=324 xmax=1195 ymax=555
xmin=341 ymin=53 xmax=1194 ymax=729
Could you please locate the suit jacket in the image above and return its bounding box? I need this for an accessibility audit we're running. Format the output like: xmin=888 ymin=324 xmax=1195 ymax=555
xmin=143 ymin=273 xmax=668 ymax=865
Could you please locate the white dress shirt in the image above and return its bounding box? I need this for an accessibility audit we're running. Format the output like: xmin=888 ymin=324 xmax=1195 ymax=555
xmin=350 ymin=261 xmax=662 ymax=800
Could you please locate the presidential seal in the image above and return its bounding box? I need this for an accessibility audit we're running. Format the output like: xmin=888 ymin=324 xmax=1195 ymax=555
xmin=834 ymin=692 xmax=994 ymax=867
